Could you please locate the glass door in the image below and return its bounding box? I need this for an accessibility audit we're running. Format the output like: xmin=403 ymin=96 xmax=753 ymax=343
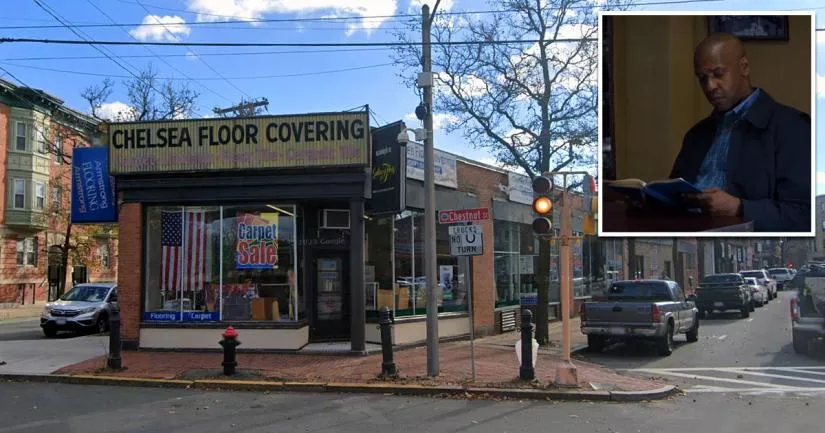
xmin=312 ymin=254 xmax=350 ymax=340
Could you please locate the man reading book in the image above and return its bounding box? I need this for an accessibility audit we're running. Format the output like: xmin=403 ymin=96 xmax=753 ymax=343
xmin=669 ymin=32 xmax=811 ymax=232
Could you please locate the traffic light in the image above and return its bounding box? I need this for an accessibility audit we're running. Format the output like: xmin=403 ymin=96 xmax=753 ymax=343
xmin=532 ymin=175 xmax=554 ymax=235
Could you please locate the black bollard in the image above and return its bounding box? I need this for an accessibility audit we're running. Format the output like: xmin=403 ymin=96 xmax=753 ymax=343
xmin=106 ymin=306 xmax=122 ymax=370
xmin=378 ymin=306 xmax=397 ymax=377
xmin=519 ymin=309 xmax=535 ymax=381
xmin=219 ymin=326 xmax=241 ymax=376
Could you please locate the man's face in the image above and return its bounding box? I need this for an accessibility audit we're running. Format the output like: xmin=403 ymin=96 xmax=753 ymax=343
xmin=694 ymin=43 xmax=747 ymax=112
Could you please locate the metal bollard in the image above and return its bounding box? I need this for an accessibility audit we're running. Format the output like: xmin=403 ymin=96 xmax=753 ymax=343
xmin=106 ymin=306 xmax=122 ymax=370
xmin=378 ymin=306 xmax=397 ymax=377
xmin=520 ymin=309 xmax=535 ymax=381
xmin=219 ymin=326 xmax=241 ymax=376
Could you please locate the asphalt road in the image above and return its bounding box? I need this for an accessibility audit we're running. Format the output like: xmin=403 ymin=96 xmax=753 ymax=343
xmin=0 ymin=319 xmax=52 ymax=342
xmin=0 ymin=381 xmax=822 ymax=433
xmin=576 ymin=290 xmax=825 ymax=396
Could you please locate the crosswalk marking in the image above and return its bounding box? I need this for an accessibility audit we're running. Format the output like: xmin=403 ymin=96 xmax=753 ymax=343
xmin=626 ymin=366 xmax=825 ymax=395
xmin=630 ymin=369 xmax=792 ymax=388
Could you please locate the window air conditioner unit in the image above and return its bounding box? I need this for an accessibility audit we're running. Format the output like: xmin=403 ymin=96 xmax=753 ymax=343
xmin=322 ymin=209 xmax=350 ymax=230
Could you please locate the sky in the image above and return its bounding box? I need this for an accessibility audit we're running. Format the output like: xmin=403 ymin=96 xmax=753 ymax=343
xmin=0 ymin=0 xmax=823 ymax=191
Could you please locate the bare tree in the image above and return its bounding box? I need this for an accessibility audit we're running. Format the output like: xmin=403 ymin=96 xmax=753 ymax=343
xmin=392 ymin=0 xmax=631 ymax=344
xmin=83 ymin=64 xmax=200 ymax=122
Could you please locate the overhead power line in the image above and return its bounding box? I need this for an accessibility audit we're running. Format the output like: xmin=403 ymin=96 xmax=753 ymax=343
xmin=85 ymin=0 xmax=234 ymax=104
xmin=0 ymin=37 xmax=593 ymax=47
xmin=1 ymin=47 xmax=394 ymax=61
xmin=0 ymin=0 xmax=725 ymax=29
xmin=134 ymin=0 xmax=252 ymax=100
xmin=0 ymin=61 xmax=397 ymax=80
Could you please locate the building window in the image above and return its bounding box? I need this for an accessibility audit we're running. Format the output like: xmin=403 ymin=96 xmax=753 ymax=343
xmin=144 ymin=205 xmax=300 ymax=322
xmin=35 ymin=125 xmax=46 ymax=153
xmin=493 ymin=219 xmax=537 ymax=308
xmin=13 ymin=179 xmax=25 ymax=209
xmin=16 ymin=122 xmax=26 ymax=151
xmin=98 ymin=243 xmax=111 ymax=269
xmin=34 ymin=182 xmax=45 ymax=210
xmin=16 ymin=237 xmax=37 ymax=267
xmin=54 ymin=136 xmax=63 ymax=163
xmin=52 ymin=187 xmax=62 ymax=213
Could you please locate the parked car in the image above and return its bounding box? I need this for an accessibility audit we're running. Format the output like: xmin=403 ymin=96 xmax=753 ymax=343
xmin=744 ymin=277 xmax=767 ymax=307
xmin=695 ymin=273 xmax=753 ymax=318
xmin=790 ymin=267 xmax=825 ymax=354
xmin=580 ymin=279 xmax=699 ymax=356
xmin=40 ymin=282 xmax=118 ymax=337
xmin=740 ymin=269 xmax=776 ymax=301
xmin=768 ymin=267 xmax=794 ymax=291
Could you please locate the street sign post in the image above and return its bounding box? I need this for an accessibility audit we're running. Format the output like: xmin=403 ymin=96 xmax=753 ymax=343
xmin=447 ymin=220 xmax=484 ymax=381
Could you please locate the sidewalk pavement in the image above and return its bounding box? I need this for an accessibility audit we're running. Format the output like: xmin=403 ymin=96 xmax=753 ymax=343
xmin=0 ymin=303 xmax=44 ymax=322
xmin=29 ymin=317 xmax=677 ymax=401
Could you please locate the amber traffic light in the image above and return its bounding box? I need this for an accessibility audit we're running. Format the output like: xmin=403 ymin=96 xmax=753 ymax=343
xmin=531 ymin=175 xmax=554 ymax=235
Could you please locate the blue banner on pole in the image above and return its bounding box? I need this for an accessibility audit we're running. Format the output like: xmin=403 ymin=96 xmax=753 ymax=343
xmin=71 ymin=146 xmax=118 ymax=224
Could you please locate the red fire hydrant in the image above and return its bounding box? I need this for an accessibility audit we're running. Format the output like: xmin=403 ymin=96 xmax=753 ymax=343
xmin=219 ymin=326 xmax=241 ymax=376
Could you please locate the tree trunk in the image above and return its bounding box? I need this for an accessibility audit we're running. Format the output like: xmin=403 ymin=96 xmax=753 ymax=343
xmin=60 ymin=222 xmax=72 ymax=297
xmin=535 ymin=236 xmax=551 ymax=345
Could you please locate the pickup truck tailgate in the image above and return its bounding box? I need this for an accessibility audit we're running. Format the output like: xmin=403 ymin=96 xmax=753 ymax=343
xmin=697 ymin=284 xmax=742 ymax=302
xmin=585 ymin=302 xmax=653 ymax=325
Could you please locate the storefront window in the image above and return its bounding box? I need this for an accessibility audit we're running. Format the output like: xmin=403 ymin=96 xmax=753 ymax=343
xmin=365 ymin=215 xmax=393 ymax=312
xmin=143 ymin=204 xmax=300 ymax=323
xmin=494 ymin=220 xmax=537 ymax=307
xmin=389 ymin=209 xmax=467 ymax=317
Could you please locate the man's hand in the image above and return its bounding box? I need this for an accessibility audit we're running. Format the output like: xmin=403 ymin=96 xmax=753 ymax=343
xmin=686 ymin=188 xmax=742 ymax=216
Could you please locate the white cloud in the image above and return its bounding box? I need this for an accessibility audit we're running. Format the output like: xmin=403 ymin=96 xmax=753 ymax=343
xmin=95 ymin=101 xmax=136 ymax=122
xmin=185 ymin=51 xmax=199 ymax=61
xmin=818 ymin=31 xmax=825 ymax=45
xmin=187 ymin=0 xmax=398 ymax=35
xmin=818 ymin=171 xmax=825 ymax=184
xmin=129 ymin=15 xmax=191 ymax=42
xmin=404 ymin=112 xmax=458 ymax=131
xmin=818 ymin=74 xmax=825 ymax=99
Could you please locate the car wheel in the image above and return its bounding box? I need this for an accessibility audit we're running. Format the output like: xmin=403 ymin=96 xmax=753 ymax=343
xmin=792 ymin=330 xmax=809 ymax=354
xmin=96 ymin=314 xmax=109 ymax=334
xmin=749 ymin=301 xmax=756 ymax=312
xmin=42 ymin=327 xmax=57 ymax=338
xmin=686 ymin=316 xmax=699 ymax=343
xmin=587 ymin=335 xmax=606 ymax=353
xmin=740 ymin=306 xmax=750 ymax=318
xmin=657 ymin=324 xmax=674 ymax=356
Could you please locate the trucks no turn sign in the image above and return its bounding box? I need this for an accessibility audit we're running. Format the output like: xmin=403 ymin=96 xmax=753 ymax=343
xmin=449 ymin=224 xmax=484 ymax=256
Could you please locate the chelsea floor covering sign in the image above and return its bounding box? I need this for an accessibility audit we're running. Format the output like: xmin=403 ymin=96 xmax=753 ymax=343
xmin=71 ymin=146 xmax=118 ymax=224
xmin=106 ymin=111 xmax=370 ymax=175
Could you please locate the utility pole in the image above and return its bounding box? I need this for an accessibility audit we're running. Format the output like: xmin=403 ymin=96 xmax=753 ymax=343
xmin=422 ymin=0 xmax=440 ymax=377
xmin=213 ymin=97 xmax=269 ymax=117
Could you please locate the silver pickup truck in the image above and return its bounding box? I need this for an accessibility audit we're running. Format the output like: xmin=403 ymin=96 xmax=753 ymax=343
xmin=580 ymin=279 xmax=700 ymax=356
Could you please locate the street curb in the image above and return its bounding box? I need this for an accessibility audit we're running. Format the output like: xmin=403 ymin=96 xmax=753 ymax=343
xmin=0 ymin=373 xmax=679 ymax=402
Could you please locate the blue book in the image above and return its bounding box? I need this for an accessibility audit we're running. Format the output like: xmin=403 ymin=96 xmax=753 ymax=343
xmin=607 ymin=177 xmax=703 ymax=212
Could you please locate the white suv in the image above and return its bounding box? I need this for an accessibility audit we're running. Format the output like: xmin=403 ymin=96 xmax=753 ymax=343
xmin=740 ymin=269 xmax=776 ymax=301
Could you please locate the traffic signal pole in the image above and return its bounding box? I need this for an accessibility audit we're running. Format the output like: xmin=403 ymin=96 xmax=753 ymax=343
xmin=532 ymin=171 xmax=591 ymax=387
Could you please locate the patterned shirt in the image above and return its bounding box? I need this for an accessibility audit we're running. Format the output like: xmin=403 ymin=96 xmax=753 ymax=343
xmin=694 ymin=89 xmax=762 ymax=191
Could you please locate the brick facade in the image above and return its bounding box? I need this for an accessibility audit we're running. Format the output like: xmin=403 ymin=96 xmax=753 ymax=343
xmin=117 ymin=202 xmax=142 ymax=346
xmin=456 ymin=160 xmax=508 ymax=337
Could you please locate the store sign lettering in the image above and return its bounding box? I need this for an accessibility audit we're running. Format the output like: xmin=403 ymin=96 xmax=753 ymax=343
xmin=106 ymin=111 xmax=370 ymax=174
xmin=235 ymin=213 xmax=279 ymax=269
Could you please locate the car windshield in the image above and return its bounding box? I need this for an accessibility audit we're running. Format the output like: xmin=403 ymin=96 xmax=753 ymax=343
xmin=702 ymin=274 xmax=742 ymax=284
xmin=741 ymin=271 xmax=764 ymax=279
xmin=59 ymin=286 xmax=110 ymax=302
xmin=768 ymin=269 xmax=787 ymax=276
xmin=745 ymin=278 xmax=757 ymax=285
xmin=607 ymin=282 xmax=672 ymax=301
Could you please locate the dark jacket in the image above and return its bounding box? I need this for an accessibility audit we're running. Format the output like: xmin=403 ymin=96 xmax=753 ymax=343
xmin=670 ymin=90 xmax=811 ymax=232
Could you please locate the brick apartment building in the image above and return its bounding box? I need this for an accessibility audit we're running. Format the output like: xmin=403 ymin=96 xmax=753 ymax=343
xmin=0 ymin=78 xmax=118 ymax=305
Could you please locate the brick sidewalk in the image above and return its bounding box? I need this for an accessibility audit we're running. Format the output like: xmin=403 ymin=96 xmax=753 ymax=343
xmin=54 ymin=333 xmax=664 ymax=392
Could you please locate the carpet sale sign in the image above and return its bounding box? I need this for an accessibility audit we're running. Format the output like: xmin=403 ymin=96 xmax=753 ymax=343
xmin=235 ymin=213 xmax=280 ymax=269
